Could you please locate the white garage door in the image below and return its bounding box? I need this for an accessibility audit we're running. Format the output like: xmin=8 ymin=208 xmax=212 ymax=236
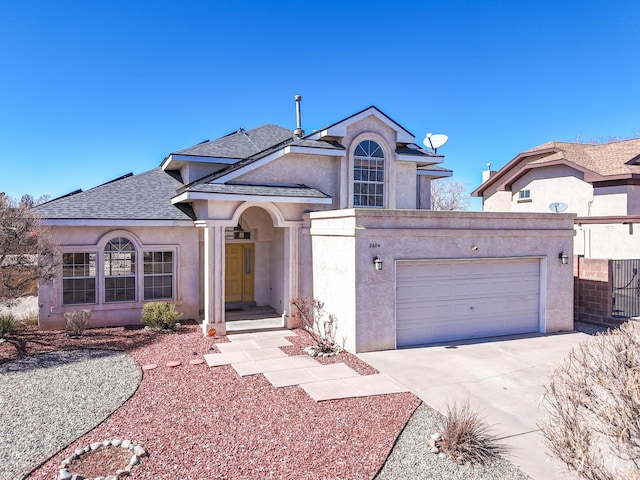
xmin=396 ymin=258 xmax=540 ymax=347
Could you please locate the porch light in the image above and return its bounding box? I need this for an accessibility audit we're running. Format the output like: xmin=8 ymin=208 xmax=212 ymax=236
xmin=559 ymin=252 xmax=569 ymax=265
xmin=373 ymin=255 xmax=383 ymax=271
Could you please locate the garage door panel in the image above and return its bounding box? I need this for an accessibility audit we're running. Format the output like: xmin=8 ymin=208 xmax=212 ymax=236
xmin=396 ymin=258 xmax=540 ymax=347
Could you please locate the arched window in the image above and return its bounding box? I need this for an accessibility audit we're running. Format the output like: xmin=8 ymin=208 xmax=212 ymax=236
xmin=104 ymin=237 xmax=136 ymax=302
xmin=354 ymin=140 xmax=384 ymax=207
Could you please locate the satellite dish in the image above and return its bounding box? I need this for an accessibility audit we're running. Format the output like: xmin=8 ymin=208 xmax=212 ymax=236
xmin=549 ymin=202 xmax=568 ymax=213
xmin=423 ymin=133 xmax=448 ymax=153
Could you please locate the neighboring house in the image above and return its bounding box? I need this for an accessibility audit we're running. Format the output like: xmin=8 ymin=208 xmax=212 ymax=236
xmin=472 ymin=138 xmax=640 ymax=259
xmin=35 ymin=100 xmax=575 ymax=352
xmin=472 ymin=138 xmax=640 ymax=323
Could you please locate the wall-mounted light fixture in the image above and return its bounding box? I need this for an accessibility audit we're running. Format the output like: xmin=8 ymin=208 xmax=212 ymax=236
xmin=373 ymin=255 xmax=383 ymax=271
xmin=559 ymin=252 xmax=569 ymax=265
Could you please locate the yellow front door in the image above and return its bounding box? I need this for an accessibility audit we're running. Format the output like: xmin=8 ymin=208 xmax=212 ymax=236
xmin=225 ymin=243 xmax=255 ymax=302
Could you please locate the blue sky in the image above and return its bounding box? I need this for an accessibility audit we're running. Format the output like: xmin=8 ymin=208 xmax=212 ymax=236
xmin=1 ymin=1 xmax=639 ymax=210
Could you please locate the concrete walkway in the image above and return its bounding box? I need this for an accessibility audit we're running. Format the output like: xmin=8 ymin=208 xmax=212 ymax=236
xmin=359 ymin=332 xmax=589 ymax=480
xmin=203 ymin=330 xmax=408 ymax=401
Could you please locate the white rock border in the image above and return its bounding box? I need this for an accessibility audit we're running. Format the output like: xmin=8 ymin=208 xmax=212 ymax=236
xmin=57 ymin=439 xmax=147 ymax=480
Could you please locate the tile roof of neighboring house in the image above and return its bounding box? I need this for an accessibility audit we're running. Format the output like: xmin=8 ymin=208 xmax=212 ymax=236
xmin=186 ymin=182 xmax=331 ymax=199
xmin=173 ymin=124 xmax=294 ymax=159
xmin=525 ymin=139 xmax=640 ymax=176
xmin=34 ymin=168 xmax=195 ymax=221
xmin=473 ymin=138 xmax=640 ymax=196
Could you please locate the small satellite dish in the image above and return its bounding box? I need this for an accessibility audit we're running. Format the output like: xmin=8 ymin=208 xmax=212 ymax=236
xmin=423 ymin=133 xmax=449 ymax=153
xmin=549 ymin=202 xmax=568 ymax=213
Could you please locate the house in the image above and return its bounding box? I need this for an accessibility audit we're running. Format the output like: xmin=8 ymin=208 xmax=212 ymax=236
xmin=472 ymin=138 xmax=640 ymax=323
xmin=472 ymin=138 xmax=640 ymax=259
xmin=35 ymin=98 xmax=575 ymax=352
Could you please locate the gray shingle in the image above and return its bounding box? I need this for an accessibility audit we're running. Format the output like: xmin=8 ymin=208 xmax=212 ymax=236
xmin=187 ymin=182 xmax=330 ymax=199
xmin=34 ymin=168 xmax=195 ymax=221
xmin=174 ymin=124 xmax=294 ymax=159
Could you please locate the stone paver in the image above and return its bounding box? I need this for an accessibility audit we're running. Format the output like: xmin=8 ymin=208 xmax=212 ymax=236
xmin=205 ymin=329 xmax=407 ymax=401
xmin=264 ymin=363 xmax=361 ymax=387
xmin=300 ymin=374 xmax=408 ymax=401
xmin=232 ymin=355 xmax=318 ymax=376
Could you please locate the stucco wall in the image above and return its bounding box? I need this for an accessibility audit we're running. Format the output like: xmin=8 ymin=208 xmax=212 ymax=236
xmin=575 ymin=223 xmax=640 ymax=259
xmin=39 ymin=225 xmax=200 ymax=330
xmin=307 ymin=209 xmax=575 ymax=353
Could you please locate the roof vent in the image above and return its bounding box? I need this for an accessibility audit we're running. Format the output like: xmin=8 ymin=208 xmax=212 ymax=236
xmin=294 ymin=95 xmax=304 ymax=137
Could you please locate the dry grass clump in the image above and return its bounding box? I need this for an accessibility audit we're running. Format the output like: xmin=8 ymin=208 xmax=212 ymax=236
xmin=438 ymin=400 xmax=508 ymax=464
xmin=540 ymin=321 xmax=640 ymax=480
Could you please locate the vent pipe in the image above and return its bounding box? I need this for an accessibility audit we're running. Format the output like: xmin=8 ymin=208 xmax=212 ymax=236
xmin=294 ymin=94 xmax=304 ymax=137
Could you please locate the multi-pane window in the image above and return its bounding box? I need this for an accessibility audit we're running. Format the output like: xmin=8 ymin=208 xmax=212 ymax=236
xmin=143 ymin=251 xmax=173 ymax=300
xmin=354 ymin=140 xmax=384 ymax=207
xmin=62 ymin=253 xmax=96 ymax=305
xmin=104 ymin=237 xmax=136 ymax=303
xmin=519 ymin=189 xmax=531 ymax=199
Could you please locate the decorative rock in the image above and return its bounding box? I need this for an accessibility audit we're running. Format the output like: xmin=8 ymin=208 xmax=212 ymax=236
xmin=91 ymin=441 xmax=102 ymax=451
xmin=189 ymin=358 xmax=204 ymax=365
xmin=430 ymin=432 xmax=442 ymax=441
xmin=165 ymin=360 xmax=181 ymax=368
xmin=58 ymin=469 xmax=72 ymax=480
xmin=105 ymin=476 xmax=118 ymax=480
xmin=428 ymin=446 xmax=439 ymax=454
xmin=121 ymin=439 xmax=131 ymax=449
xmin=83 ymin=445 xmax=90 ymax=453
xmin=129 ymin=454 xmax=140 ymax=466
xmin=133 ymin=445 xmax=147 ymax=457
xmin=103 ymin=440 xmax=111 ymax=446
xmin=142 ymin=364 xmax=158 ymax=371
xmin=60 ymin=459 xmax=71 ymax=466
xmin=428 ymin=438 xmax=437 ymax=447
xmin=71 ymin=475 xmax=85 ymax=480
xmin=438 ymin=452 xmax=448 ymax=460
xmin=95 ymin=477 xmax=106 ymax=480
xmin=116 ymin=469 xmax=129 ymax=476
xmin=74 ymin=448 xmax=84 ymax=457
xmin=456 ymin=455 xmax=465 ymax=465
xmin=111 ymin=439 xmax=122 ymax=447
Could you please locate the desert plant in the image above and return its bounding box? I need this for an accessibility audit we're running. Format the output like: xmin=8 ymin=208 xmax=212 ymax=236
xmin=290 ymin=297 xmax=342 ymax=354
xmin=141 ymin=302 xmax=182 ymax=331
xmin=540 ymin=322 xmax=640 ymax=480
xmin=0 ymin=313 xmax=17 ymax=336
xmin=438 ymin=400 xmax=508 ymax=465
xmin=64 ymin=309 xmax=91 ymax=337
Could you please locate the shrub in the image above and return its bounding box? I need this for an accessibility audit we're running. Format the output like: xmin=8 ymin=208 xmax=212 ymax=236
xmin=438 ymin=400 xmax=508 ymax=465
xmin=64 ymin=309 xmax=91 ymax=337
xmin=141 ymin=302 xmax=182 ymax=331
xmin=540 ymin=322 xmax=640 ymax=480
xmin=290 ymin=297 xmax=342 ymax=354
xmin=0 ymin=313 xmax=17 ymax=336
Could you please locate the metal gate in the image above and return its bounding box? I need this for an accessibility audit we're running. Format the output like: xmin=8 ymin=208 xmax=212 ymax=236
xmin=612 ymin=259 xmax=640 ymax=318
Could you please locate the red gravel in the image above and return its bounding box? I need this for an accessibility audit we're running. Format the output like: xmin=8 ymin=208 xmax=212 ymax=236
xmin=4 ymin=324 xmax=421 ymax=479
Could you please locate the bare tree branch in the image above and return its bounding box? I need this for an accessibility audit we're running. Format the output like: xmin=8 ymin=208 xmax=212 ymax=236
xmin=430 ymin=179 xmax=471 ymax=211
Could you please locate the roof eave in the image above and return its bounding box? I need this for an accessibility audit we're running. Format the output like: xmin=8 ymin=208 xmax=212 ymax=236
xmin=171 ymin=191 xmax=333 ymax=205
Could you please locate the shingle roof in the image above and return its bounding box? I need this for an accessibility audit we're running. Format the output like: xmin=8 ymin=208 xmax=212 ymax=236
xmin=34 ymin=168 xmax=195 ymax=221
xmin=525 ymin=139 xmax=640 ymax=176
xmin=173 ymin=124 xmax=294 ymax=159
xmin=186 ymin=182 xmax=330 ymax=199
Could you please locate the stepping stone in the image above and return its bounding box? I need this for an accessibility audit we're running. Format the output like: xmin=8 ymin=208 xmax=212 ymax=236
xmin=264 ymin=363 xmax=361 ymax=387
xmin=189 ymin=359 xmax=204 ymax=365
xmin=232 ymin=355 xmax=318 ymax=377
xmin=165 ymin=361 xmax=181 ymax=368
xmin=300 ymin=374 xmax=408 ymax=402
xmin=203 ymin=348 xmax=287 ymax=367
xmin=216 ymin=337 xmax=292 ymax=352
xmin=142 ymin=364 xmax=157 ymax=371
xmin=228 ymin=330 xmax=297 ymax=342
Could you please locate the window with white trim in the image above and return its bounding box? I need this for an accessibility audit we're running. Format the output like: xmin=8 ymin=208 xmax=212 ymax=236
xmin=143 ymin=251 xmax=173 ymax=300
xmin=62 ymin=253 xmax=96 ymax=305
xmin=354 ymin=140 xmax=384 ymax=207
xmin=519 ymin=189 xmax=531 ymax=199
xmin=104 ymin=237 xmax=136 ymax=302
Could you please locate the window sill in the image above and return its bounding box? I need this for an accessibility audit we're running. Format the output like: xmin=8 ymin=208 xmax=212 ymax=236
xmin=517 ymin=198 xmax=532 ymax=203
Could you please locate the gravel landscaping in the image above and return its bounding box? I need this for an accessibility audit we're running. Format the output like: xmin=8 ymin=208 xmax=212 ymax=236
xmin=0 ymin=298 xmax=569 ymax=479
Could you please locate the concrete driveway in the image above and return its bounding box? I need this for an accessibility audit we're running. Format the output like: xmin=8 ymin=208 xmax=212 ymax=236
xmin=359 ymin=331 xmax=590 ymax=480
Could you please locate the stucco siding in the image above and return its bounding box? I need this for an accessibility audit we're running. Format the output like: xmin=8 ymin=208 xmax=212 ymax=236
xmin=308 ymin=210 xmax=575 ymax=353
xmin=39 ymin=225 xmax=200 ymax=330
xmin=395 ymin=162 xmax=417 ymax=208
